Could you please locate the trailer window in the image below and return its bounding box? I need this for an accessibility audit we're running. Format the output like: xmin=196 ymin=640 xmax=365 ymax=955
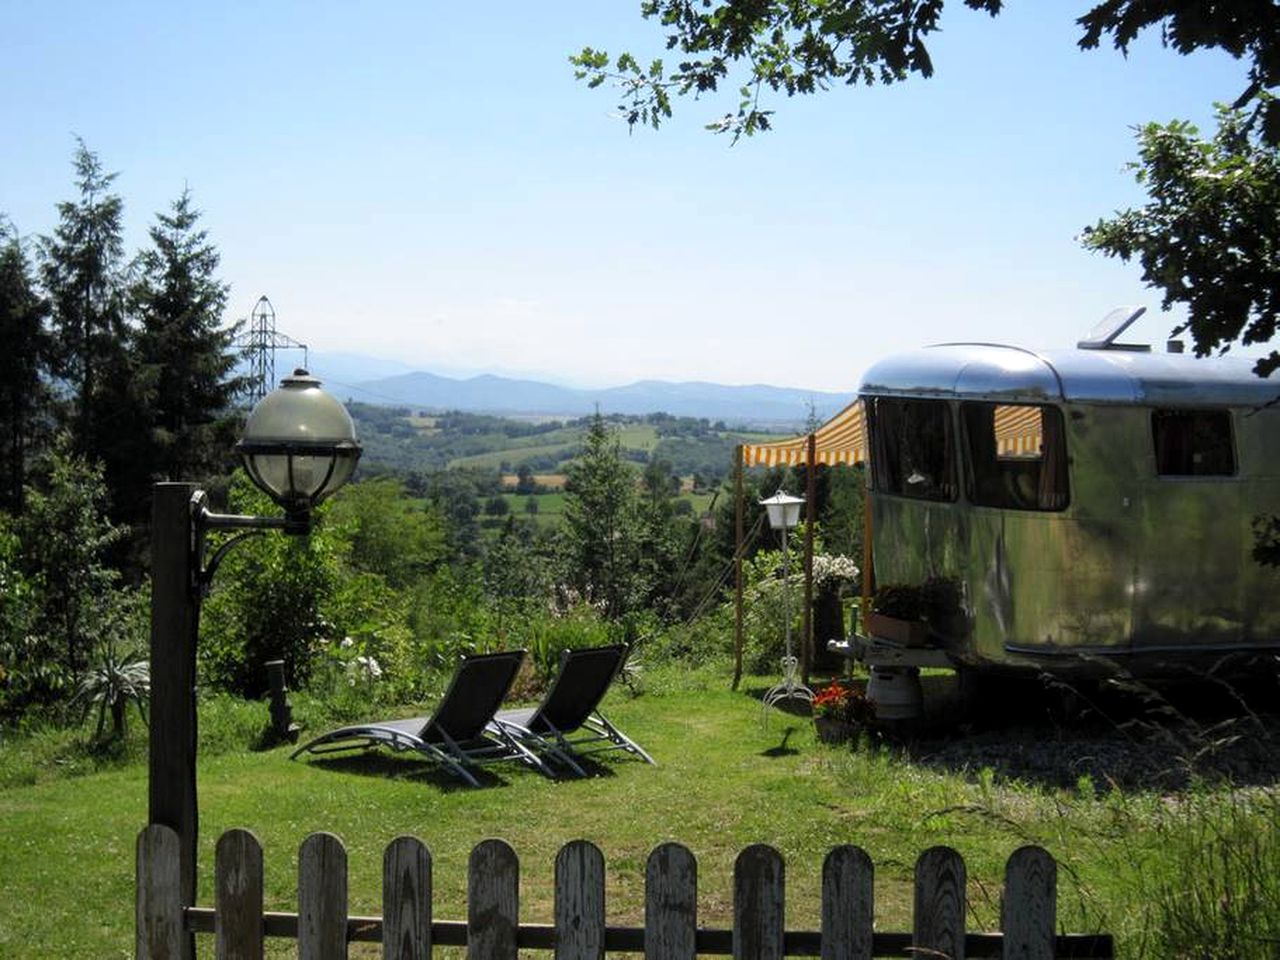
xmin=1152 ymin=410 xmax=1235 ymax=476
xmin=869 ymin=398 xmax=956 ymax=501
xmin=961 ymin=403 xmax=1069 ymax=511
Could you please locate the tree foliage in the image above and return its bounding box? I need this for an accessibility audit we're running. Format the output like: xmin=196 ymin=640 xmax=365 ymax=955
xmin=0 ymin=225 xmax=50 ymax=513
xmin=579 ymin=3 xmax=1280 ymax=373
xmin=39 ymin=141 xmax=130 ymax=461
xmin=575 ymin=2 xmax=1276 ymax=140
xmin=130 ymin=188 xmax=244 ymax=490
xmin=559 ymin=413 xmax=644 ymax=617
xmin=199 ymin=478 xmax=342 ymax=696
xmin=1082 ymin=104 xmax=1280 ymax=374
xmin=325 ymin=476 xmax=448 ymax=588
xmin=2 ymin=439 xmax=137 ymax=715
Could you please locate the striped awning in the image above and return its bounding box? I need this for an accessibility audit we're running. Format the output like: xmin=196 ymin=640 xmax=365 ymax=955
xmin=740 ymin=400 xmax=1046 ymax=467
xmin=741 ymin=399 xmax=867 ymax=467
xmin=993 ymin=404 xmax=1044 ymax=457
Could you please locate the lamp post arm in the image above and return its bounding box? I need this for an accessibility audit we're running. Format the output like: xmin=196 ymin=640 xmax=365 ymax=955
xmin=190 ymin=493 xmax=305 ymax=594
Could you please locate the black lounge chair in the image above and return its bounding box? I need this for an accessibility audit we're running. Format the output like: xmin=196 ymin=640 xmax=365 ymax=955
xmin=290 ymin=649 xmax=544 ymax=787
xmin=488 ymin=644 xmax=654 ymax=776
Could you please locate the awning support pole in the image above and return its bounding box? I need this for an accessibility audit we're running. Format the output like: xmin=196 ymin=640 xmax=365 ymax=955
xmin=732 ymin=443 xmax=745 ymax=691
xmin=802 ymin=433 xmax=816 ymax=684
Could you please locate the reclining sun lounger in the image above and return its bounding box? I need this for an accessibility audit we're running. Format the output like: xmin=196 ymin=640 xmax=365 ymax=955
xmin=488 ymin=644 xmax=654 ymax=776
xmin=291 ymin=649 xmax=543 ymax=787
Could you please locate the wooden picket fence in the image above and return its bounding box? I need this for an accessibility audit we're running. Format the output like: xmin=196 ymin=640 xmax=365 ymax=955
xmin=136 ymin=824 xmax=1113 ymax=959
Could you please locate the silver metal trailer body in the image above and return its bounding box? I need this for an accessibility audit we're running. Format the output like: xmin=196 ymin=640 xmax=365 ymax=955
xmin=860 ymin=342 xmax=1280 ymax=676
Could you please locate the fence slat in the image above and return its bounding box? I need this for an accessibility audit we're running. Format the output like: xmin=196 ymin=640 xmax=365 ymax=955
xmin=383 ymin=836 xmax=431 ymax=960
xmin=1002 ymin=846 xmax=1056 ymax=960
xmin=299 ymin=832 xmax=349 ymax=960
xmin=215 ymin=829 xmax=264 ymax=960
xmin=141 ymin=827 xmax=1109 ymax=960
xmin=469 ymin=839 xmax=519 ymax=960
xmin=137 ymin=824 xmax=185 ymax=960
xmin=915 ymin=846 xmax=966 ymax=960
xmin=734 ymin=844 xmax=784 ymax=960
xmin=556 ymin=840 xmax=606 ymax=960
xmin=821 ymin=845 xmax=873 ymax=960
xmin=646 ymin=843 xmax=697 ymax=960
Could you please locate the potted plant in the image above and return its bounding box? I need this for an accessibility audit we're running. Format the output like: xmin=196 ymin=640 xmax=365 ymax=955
xmin=812 ymin=679 xmax=875 ymax=743
xmin=866 ymin=583 xmax=930 ymax=646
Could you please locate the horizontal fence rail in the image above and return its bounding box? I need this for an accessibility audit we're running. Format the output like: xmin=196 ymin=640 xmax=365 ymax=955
xmin=136 ymin=825 xmax=1113 ymax=960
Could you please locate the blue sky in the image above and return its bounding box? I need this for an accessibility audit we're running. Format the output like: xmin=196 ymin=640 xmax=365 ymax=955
xmin=0 ymin=2 xmax=1252 ymax=393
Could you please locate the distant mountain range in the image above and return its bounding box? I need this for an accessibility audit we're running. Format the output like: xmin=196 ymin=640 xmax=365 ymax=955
xmin=301 ymin=353 xmax=851 ymax=426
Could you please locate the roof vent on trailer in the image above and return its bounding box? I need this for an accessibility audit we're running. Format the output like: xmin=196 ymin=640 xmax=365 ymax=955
xmin=1077 ymin=306 xmax=1151 ymax=352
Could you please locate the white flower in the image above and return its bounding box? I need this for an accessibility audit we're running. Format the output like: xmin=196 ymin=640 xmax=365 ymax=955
xmin=346 ymin=655 xmax=382 ymax=685
xmin=811 ymin=554 xmax=860 ymax=590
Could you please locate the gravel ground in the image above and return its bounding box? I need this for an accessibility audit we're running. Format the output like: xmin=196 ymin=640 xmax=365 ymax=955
xmin=876 ymin=672 xmax=1280 ymax=791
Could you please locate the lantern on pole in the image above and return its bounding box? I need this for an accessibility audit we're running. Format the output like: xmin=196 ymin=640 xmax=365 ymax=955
xmin=759 ymin=489 xmax=814 ymax=712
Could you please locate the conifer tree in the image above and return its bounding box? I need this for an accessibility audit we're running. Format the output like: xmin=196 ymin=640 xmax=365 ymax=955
xmin=39 ymin=140 xmax=129 ymax=464
xmin=130 ymin=188 xmax=244 ymax=488
xmin=560 ymin=413 xmax=643 ymax=617
xmin=0 ymin=223 xmax=51 ymax=512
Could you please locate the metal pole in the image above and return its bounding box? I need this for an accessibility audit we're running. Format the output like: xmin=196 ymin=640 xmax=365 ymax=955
xmin=861 ymin=480 xmax=874 ymax=631
xmin=149 ymin=482 xmax=199 ymax=960
xmin=802 ymin=433 xmax=816 ymax=682
xmin=782 ymin=522 xmax=792 ymax=662
xmin=732 ymin=444 xmax=745 ymax=690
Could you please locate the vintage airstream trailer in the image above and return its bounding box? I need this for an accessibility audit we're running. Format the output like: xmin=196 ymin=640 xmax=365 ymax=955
xmin=856 ymin=310 xmax=1280 ymax=682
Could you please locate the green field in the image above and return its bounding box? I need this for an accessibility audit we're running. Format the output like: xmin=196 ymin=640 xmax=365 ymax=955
xmin=2 ymin=662 xmax=1276 ymax=958
xmin=449 ymin=424 xmax=662 ymax=471
xmin=449 ymin=440 xmax=579 ymax=471
xmin=498 ymin=490 xmax=716 ymax=528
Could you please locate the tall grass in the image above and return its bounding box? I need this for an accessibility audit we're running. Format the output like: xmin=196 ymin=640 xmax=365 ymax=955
xmin=1135 ymin=789 xmax=1280 ymax=959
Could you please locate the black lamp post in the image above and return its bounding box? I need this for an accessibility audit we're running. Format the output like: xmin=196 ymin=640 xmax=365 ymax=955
xmin=147 ymin=370 xmax=359 ymax=954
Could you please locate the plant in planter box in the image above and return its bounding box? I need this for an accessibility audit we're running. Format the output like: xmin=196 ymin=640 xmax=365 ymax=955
xmin=920 ymin=575 xmax=966 ymax=637
xmin=867 ymin=583 xmax=930 ymax=644
xmin=871 ymin=583 xmax=925 ymax=620
xmin=812 ymin=679 xmax=875 ymax=742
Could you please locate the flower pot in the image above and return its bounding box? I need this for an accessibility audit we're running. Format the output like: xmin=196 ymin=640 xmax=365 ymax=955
xmin=865 ymin=611 xmax=930 ymax=646
xmin=814 ymin=716 xmax=856 ymax=744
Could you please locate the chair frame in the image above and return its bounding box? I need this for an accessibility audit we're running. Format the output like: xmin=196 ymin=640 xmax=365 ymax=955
xmin=489 ymin=644 xmax=655 ymax=776
xmin=291 ymin=650 xmax=545 ymax=787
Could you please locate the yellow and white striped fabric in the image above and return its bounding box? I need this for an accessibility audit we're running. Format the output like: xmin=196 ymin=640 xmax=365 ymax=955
xmin=993 ymin=405 xmax=1044 ymax=457
xmin=740 ymin=400 xmax=1046 ymax=466
xmin=741 ymin=399 xmax=868 ymax=467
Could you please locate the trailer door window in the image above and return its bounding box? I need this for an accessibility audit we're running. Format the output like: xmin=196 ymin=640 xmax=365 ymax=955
xmin=869 ymin=398 xmax=956 ymax=501
xmin=961 ymin=403 xmax=1069 ymax=511
xmin=1152 ymin=410 xmax=1235 ymax=476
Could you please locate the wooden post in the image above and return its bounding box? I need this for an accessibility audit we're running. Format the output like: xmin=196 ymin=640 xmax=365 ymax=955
xmin=149 ymin=482 xmax=200 ymax=960
xmin=216 ymin=829 xmax=264 ymax=960
xmin=264 ymin=659 xmax=299 ymax=745
xmin=802 ymin=434 xmax=816 ymax=683
xmin=137 ymin=824 xmax=184 ymax=960
xmin=914 ymin=846 xmax=966 ymax=960
xmin=646 ymin=844 xmax=697 ymax=960
xmin=732 ymin=444 xmax=745 ymax=691
xmin=468 ymin=840 xmax=519 ymax=960
xmin=299 ymin=833 xmax=349 ymax=960
xmin=1002 ymin=846 xmax=1056 ymax=960
xmin=821 ymin=845 xmax=873 ymax=960
xmin=384 ymin=836 xmax=432 ymax=960
xmin=555 ymin=841 xmax=606 ymax=960
xmin=734 ymin=845 xmax=784 ymax=960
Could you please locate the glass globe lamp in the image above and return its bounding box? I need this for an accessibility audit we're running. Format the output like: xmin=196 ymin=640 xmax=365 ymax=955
xmin=235 ymin=369 xmax=361 ymax=523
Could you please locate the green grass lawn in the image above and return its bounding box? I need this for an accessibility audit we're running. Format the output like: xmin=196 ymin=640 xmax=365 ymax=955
xmin=1 ymin=663 xmax=1276 ymax=958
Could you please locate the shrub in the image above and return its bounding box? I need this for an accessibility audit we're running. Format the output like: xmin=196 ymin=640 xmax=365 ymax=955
xmin=199 ymin=478 xmax=341 ymax=696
